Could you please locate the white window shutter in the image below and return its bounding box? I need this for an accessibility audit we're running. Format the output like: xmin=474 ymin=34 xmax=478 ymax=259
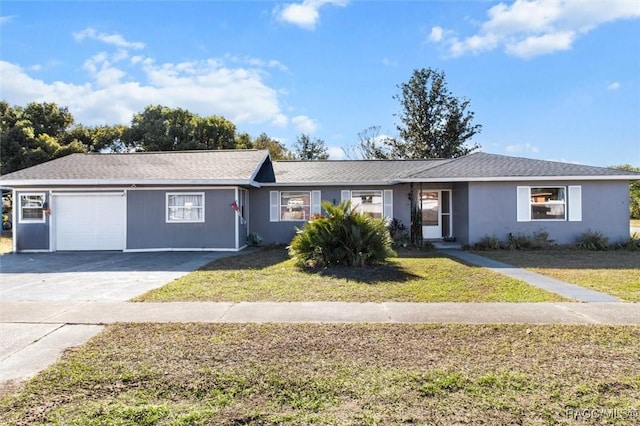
xmin=341 ymin=190 xmax=350 ymax=204
xmin=383 ymin=189 xmax=393 ymax=220
xmin=516 ymin=186 xmax=530 ymax=222
xmin=270 ymin=191 xmax=279 ymax=222
xmin=311 ymin=190 xmax=322 ymax=216
xmin=568 ymin=185 xmax=582 ymax=222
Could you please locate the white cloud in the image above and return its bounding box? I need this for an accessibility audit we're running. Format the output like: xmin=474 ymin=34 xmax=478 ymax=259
xmin=73 ymin=27 xmax=145 ymax=50
xmin=505 ymin=143 xmax=539 ymax=154
xmin=428 ymin=26 xmax=444 ymax=42
xmin=327 ymin=146 xmax=345 ymax=160
xmin=381 ymin=57 xmax=398 ymax=67
xmin=291 ymin=115 xmax=318 ymax=133
xmin=275 ymin=0 xmax=348 ymax=30
xmin=0 ymin=15 xmax=15 ymax=26
xmin=430 ymin=0 xmax=640 ymax=59
xmin=607 ymin=82 xmax=621 ymax=90
xmin=0 ymin=43 xmax=293 ymax=127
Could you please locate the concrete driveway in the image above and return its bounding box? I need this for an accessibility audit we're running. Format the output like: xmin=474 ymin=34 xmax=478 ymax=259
xmin=0 ymin=251 xmax=236 ymax=301
xmin=1 ymin=250 xmax=247 ymax=386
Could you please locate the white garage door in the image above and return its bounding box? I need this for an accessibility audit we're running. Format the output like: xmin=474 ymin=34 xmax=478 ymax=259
xmin=55 ymin=193 xmax=126 ymax=251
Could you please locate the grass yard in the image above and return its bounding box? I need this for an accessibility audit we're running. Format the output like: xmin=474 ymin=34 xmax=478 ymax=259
xmin=1 ymin=323 xmax=638 ymax=425
xmin=134 ymin=247 xmax=566 ymax=303
xmin=476 ymin=250 xmax=640 ymax=302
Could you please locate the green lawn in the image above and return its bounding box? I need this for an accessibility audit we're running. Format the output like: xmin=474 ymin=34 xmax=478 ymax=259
xmin=2 ymin=323 xmax=638 ymax=425
xmin=476 ymin=249 xmax=640 ymax=302
xmin=134 ymin=247 xmax=566 ymax=303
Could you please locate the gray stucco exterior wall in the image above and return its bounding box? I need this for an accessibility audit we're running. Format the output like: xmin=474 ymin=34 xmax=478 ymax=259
xmin=466 ymin=181 xmax=631 ymax=245
xmin=126 ymin=188 xmax=238 ymax=250
xmin=452 ymin=182 xmax=470 ymax=244
xmin=250 ymin=184 xmax=413 ymax=245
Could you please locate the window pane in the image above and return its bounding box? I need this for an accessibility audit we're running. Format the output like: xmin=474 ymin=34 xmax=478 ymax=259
xmin=167 ymin=193 xmax=204 ymax=222
xmin=420 ymin=191 xmax=439 ymax=226
xmin=21 ymin=195 xmax=44 ymax=221
xmin=351 ymin=190 xmax=382 ymax=219
xmin=280 ymin=191 xmax=310 ymax=221
xmin=531 ymin=187 xmax=566 ymax=220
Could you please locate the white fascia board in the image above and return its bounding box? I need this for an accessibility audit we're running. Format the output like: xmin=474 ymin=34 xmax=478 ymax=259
xmin=260 ymin=180 xmax=400 ymax=187
xmin=0 ymin=179 xmax=256 ymax=187
xmin=397 ymin=175 xmax=639 ymax=183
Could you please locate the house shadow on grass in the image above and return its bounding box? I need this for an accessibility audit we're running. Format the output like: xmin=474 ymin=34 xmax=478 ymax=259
xmin=198 ymin=245 xmax=423 ymax=284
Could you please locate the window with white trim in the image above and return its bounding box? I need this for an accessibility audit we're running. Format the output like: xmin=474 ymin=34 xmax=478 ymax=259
xmin=517 ymin=186 xmax=581 ymax=222
xmin=270 ymin=190 xmax=321 ymax=222
xmin=531 ymin=187 xmax=566 ymax=220
xmin=166 ymin=193 xmax=205 ymax=223
xmin=350 ymin=190 xmax=383 ymax=219
xmin=19 ymin=193 xmax=46 ymax=223
xmin=341 ymin=189 xmax=393 ymax=221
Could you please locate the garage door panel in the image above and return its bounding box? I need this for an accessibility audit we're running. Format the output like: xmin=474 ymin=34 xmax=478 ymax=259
xmin=55 ymin=194 xmax=125 ymax=251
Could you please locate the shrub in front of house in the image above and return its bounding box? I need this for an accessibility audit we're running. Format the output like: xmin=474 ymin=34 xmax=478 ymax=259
xmin=288 ymin=200 xmax=395 ymax=268
xmin=576 ymin=229 xmax=609 ymax=251
xmin=473 ymin=235 xmax=502 ymax=251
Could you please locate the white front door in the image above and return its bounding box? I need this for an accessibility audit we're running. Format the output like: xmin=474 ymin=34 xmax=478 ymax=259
xmin=421 ymin=191 xmax=441 ymax=239
xmin=54 ymin=193 xmax=126 ymax=251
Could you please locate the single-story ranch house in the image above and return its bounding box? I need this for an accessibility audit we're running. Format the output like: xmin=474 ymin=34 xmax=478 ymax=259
xmin=0 ymin=150 xmax=637 ymax=253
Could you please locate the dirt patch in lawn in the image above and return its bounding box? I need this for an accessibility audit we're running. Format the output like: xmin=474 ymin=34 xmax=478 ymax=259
xmin=2 ymin=323 xmax=638 ymax=425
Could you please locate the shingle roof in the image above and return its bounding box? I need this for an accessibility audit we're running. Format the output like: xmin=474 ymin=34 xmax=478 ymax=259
xmin=270 ymin=159 xmax=448 ymax=185
xmin=397 ymin=152 xmax=638 ymax=181
xmin=0 ymin=150 xmax=270 ymax=185
xmin=1 ymin=150 xmax=636 ymax=188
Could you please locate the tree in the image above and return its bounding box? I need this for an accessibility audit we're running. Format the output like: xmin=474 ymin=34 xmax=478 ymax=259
xmin=292 ymin=133 xmax=329 ymax=160
xmin=0 ymin=101 xmax=84 ymax=174
xmin=124 ymin=105 xmax=237 ymax=151
xmin=612 ymin=165 xmax=640 ymax=219
xmin=388 ymin=68 xmax=481 ymax=159
xmin=344 ymin=126 xmax=391 ymax=160
xmin=252 ymin=132 xmax=294 ymax=160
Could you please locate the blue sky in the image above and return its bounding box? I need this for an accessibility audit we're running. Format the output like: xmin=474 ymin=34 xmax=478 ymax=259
xmin=1 ymin=0 xmax=639 ymax=167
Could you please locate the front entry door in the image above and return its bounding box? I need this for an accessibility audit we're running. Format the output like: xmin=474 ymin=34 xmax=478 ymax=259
xmin=420 ymin=190 xmax=451 ymax=239
xmin=421 ymin=191 xmax=441 ymax=239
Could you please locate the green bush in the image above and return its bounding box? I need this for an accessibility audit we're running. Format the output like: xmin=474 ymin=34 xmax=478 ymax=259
xmin=506 ymin=232 xmax=532 ymax=250
xmin=576 ymin=230 xmax=609 ymax=251
xmin=288 ymin=201 xmax=395 ymax=268
xmin=619 ymin=233 xmax=640 ymax=251
xmin=473 ymin=235 xmax=502 ymax=251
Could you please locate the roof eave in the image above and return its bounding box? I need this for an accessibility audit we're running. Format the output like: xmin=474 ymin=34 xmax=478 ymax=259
xmin=398 ymin=175 xmax=639 ymax=183
xmin=260 ymin=180 xmax=401 ymax=187
xmin=0 ymin=178 xmax=259 ymax=187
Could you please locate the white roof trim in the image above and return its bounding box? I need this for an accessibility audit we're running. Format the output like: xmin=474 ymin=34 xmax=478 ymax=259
xmin=260 ymin=180 xmax=402 ymax=187
xmin=0 ymin=179 xmax=262 ymax=187
xmin=398 ymin=175 xmax=639 ymax=183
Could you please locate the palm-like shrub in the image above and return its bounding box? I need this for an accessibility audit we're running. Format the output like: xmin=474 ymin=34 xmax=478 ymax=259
xmin=289 ymin=201 xmax=396 ymax=267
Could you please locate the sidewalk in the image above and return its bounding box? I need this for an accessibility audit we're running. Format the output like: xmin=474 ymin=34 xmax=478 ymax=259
xmin=3 ymin=300 xmax=640 ymax=385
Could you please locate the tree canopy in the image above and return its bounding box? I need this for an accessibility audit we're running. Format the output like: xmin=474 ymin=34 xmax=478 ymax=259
xmin=0 ymin=101 xmax=293 ymax=174
xmin=292 ymin=133 xmax=329 ymax=160
xmin=389 ymin=68 xmax=481 ymax=159
xmin=0 ymin=101 xmax=84 ymax=174
xmin=351 ymin=68 xmax=481 ymax=160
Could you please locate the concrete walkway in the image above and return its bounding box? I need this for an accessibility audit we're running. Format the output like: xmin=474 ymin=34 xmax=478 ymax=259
xmin=442 ymin=249 xmax=620 ymax=302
